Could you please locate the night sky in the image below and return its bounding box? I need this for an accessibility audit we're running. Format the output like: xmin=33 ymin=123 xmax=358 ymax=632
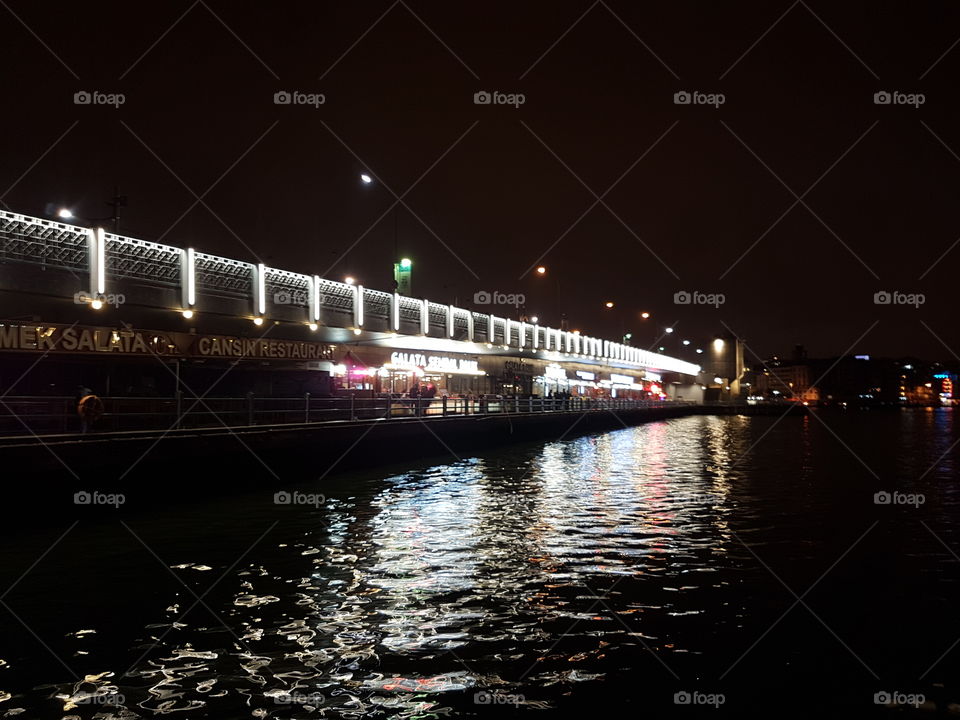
xmin=2 ymin=1 xmax=959 ymax=361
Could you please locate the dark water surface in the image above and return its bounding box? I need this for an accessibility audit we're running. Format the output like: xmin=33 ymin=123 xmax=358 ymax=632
xmin=1 ymin=410 xmax=959 ymax=717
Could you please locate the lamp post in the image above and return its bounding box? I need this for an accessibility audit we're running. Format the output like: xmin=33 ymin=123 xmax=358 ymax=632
xmin=360 ymin=172 xmax=402 ymax=284
xmin=535 ymin=266 xmax=566 ymax=329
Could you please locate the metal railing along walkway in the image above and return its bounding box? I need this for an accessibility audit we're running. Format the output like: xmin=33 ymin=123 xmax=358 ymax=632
xmin=0 ymin=395 xmax=694 ymax=437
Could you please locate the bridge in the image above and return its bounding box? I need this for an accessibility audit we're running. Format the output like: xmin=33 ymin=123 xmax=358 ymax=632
xmin=0 ymin=209 xmax=700 ymax=376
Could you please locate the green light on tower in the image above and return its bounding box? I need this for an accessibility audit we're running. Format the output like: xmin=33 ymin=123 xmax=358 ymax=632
xmin=394 ymin=258 xmax=412 ymax=295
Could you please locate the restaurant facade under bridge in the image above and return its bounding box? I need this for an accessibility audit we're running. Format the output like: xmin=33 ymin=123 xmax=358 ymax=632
xmin=331 ymin=345 xmax=682 ymax=401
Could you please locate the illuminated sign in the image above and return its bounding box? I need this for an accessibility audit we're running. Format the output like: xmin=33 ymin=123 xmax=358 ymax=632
xmin=390 ymin=351 xmax=482 ymax=375
xmin=544 ymin=363 xmax=567 ymax=380
xmin=610 ymin=373 xmax=634 ymax=385
xmin=645 ymin=372 xmax=662 ymax=383
xmin=575 ymin=370 xmax=595 ymax=381
xmin=0 ymin=323 xmax=335 ymax=361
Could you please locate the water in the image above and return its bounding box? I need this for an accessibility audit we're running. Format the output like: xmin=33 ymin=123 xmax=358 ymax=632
xmin=1 ymin=410 xmax=958 ymax=716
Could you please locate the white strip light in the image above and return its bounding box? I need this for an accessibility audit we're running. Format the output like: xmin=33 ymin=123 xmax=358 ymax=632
xmin=312 ymin=275 xmax=321 ymax=321
xmin=185 ymin=248 xmax=196 ymax=306
xmin=256 ymin=263 xmax=266 ymax=315
xmin=355 ymin=284 xmax=364 ymax=327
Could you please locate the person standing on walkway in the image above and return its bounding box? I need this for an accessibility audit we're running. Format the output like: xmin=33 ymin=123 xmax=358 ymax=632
xmin=77 ymin=388 xmax=104 ymax=434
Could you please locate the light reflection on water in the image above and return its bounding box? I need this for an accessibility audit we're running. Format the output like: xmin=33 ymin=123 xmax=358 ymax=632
xmin=2 ymin=411 xmax=959 ymax=716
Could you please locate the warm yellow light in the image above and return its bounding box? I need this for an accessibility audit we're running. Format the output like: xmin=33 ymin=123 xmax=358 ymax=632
xmin=353 ymin=328 xmax=361 ymax=335
xmin=713 ymin=338 xmax=725 ymax=351
xmin=536 ymin=266 xmax=546 ymax=275
xmin=253 ymin=317 xmax=264 ymax=326
xmin=309 ymin=322 xmax=318 ymax=331
xmin=641 ymin=312 xmax=650 ymax=319
xmin=344 ymin=276 xmax=355 ymax=285
xmin=605 ymin=301 xmax=614 ymax=308
xmin=90 ymin=299 xmax=103 ymax=310
xmin=181 ymin=309 xmax=194 ymax=319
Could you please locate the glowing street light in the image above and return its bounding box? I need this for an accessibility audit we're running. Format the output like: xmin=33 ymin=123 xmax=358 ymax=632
xmin=605 ymin=301 xmax=615 ymax=308
xmin=682 ymin=339 xmax=691 ymax=345
xmin=713 ymin=338 xmax=725 ymax=351
xmin=57 ymin=208 xmax=74 ymax=219
xmin=640 ymin=312 xmax=650 ymax=319
xmin=181 ymin=309 xmax=194 ymax=319
xmin=360 ymin=173 xmax=373 ymax=185
xmin=253 ymin=317 xmax=264 ymax=326
xmin=530 ymin=315 xmax=539 ymax=323
xmin=344 ymin=276 xmax=355 ymax=285
xmin=664 ymin=327 xmax=674 ymax=334
xmin=536 ymin=266 xmax=546 ymax=275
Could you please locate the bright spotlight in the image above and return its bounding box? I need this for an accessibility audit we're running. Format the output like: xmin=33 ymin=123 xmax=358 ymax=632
xmin=253 ymin=317 xmax=264 ymax=326
xmin=344 ymin=276 xmax=355 ymax=285
xmin=181 ymin=309 xmax=194 ymax=319
xmin=664 ymin=327 xmax=674 ymax=334
xmin=713 ymin=338 xmax=725 ymax=351
xmin=57 ymin=208 xmax=74 ymax=219
xmin=308 ymin=322 xmax=318 ymax=331
xmin=90 ymin=299 xmax=103 ymax=310
xmin=360 ymin=173 xmax=373 ymax=184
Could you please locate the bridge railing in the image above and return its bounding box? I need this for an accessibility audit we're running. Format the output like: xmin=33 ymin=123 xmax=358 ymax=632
xmin=0 ymin=395 xmax=694 ymax=437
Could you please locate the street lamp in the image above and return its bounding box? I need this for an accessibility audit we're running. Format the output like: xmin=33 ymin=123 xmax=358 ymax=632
xmin=664 ymin=327 xmax=674 ymax=334
xmin=344 ymin=276 xmax=355 ymax=285
xmin=640 ymin=312 xmax=650 ymax=319
xmin=57 ymin=208 xmax=74 ymax=219
xmin=360 ymin=173 xmax=373 ymax=185
xmin=605 ymin=301 xmax=614 ymax=308
xmin=536 ymin=266 xmax=546 ymax=275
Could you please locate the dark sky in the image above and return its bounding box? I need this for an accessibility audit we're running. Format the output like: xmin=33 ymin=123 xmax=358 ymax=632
xmin=2 ymin=1 xmax=959 ymax=362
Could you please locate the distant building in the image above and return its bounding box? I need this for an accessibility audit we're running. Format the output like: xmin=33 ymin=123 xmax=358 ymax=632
xmin=755 ymin=363 xmax=819 ymax=403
